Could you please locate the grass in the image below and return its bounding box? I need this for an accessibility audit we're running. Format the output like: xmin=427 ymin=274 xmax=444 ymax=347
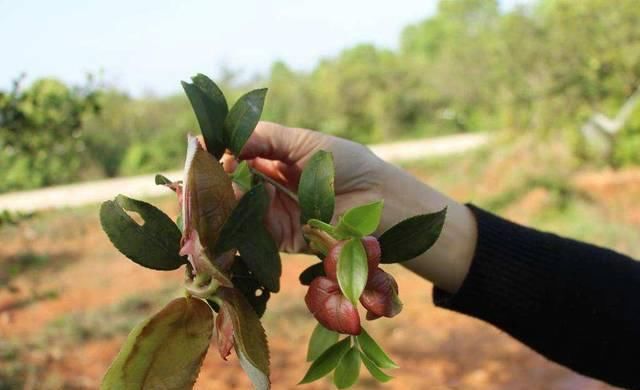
xmin=0 ymin=341 xmax=24 ymax=390
xmin=0 ymin=210 xmax=36 ymax=228
xmin=1 ymin=252 xmax=50 ymax=282
xmin=42 ymin=285 xmax=182 ymax=346
xmin=530 ymin=199 xmax=640 ymax=257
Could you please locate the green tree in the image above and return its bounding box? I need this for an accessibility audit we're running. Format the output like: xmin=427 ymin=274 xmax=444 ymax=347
xmin=401 ymin=0 xmax=502 ymax=132
xmin=0 ymin=77 xmax=100 ymax=192
xmin=82 ymin=92 xmax=196 ymax=177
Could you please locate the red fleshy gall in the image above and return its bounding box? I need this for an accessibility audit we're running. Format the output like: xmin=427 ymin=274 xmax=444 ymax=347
xmin=366 ymin=310 xmax=382 ymax=321
xmin=305 ymin=276 xmax=361 ymax=335
xmin=323 ymin=236 xmax=381 ymax=281
xmin=362 ymin=235 xmax=382 ymax=267
xmin=360 ymin=268 xmax=403 ymax=319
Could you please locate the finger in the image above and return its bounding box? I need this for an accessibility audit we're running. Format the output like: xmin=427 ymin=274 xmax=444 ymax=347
xmin=239 ymin=122 xmax=295 ymax=162
xmin=196 ymin=135 xmax=207 ymax=150
xmin=263 ymin=182 xmax=308 ymax=253
xmin=231 ymin=182 xmax=244 ymax=199
xmin=220 ymin=152 xmax=237 ymax=173
xmin=220 ymin=152 xmax=246 ymax=199
xmin=249 ymin=158 xmax=285 ymax=182
xmin=239 ymin=121 xmax=325 ymax=164
xmin=250 ymin=157 xmax=301 ymax=191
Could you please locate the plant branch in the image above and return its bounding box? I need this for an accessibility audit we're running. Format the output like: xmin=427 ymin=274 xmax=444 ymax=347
xmin=250 ymin=168 xmax=299 ymax=202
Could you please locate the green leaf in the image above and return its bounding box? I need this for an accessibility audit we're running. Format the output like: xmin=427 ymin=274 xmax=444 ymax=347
xmin=101 ymin=297 xmax=213 ymax=390
xmin=216 ymin=183 xmax=269 ymax=253
xmin=206 ymin=298 xmax=220 ymax=313
xmin=182 ymin=75 xmax=228 ymax=159
xmin=299 ymin=262 xmax=326 ymax=286
xmin=218 ymin=288 xmax=270 ymax=390
xmin=360 ymin=351 xmax=393 ymax=383
xmin=357 ymin=329 xmax=398 ymax=369
xmin=99 ymin=195 xmax=185 ymax=270
xmin=298 ymin=151 xmax=335 ymax=224
xmin=224 ymin=88 xmax=267 ymax=156
xmin=176 ymin=213 xmax=184 ymax=233
xmin=231 ymin=160 xmax=252 ymax=191
xmin=336 ymin=201 xmax=384 ymax=238
xmin=154 ymin=174 xmax=172 ymax=185
xmin=379 ymin=207 xmax=447 ymax=264
xmin=299 ymin=338 xmax=351 ymax=384
xmin=231 ymin=257 xmax=271 ymax=317
xmin=236 ymin=343 xmax=270 ymax=390
xmin=333 ymin=346 xmax=361 ymax=389
xmin=237 ymin=226 xmax=281 ymax=293
xmin=337 ymin=238 xmax=368 ymax=304
xmin=215 ymin=184 xmax=281 ymax=292
xmin=307 ymin=323 xmax=339 ymax=362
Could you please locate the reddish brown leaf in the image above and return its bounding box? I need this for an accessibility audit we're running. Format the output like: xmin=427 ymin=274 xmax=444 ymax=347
xmin=180 ymin=135 xmax=236 ymax=284
xmin=182 ymin=135 xmax=236 ymax=256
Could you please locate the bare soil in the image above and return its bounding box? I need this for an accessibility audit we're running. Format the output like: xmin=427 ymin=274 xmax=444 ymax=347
xmin=2 ymin=167 xmax=637 ymax=389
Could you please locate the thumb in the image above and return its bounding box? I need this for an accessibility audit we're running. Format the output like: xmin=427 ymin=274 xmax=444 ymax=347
xmin=239 ymin=121 xmax=325 ymax=164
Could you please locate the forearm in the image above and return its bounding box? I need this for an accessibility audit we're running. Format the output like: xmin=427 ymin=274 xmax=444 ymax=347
xmin=378 ymin=162 xmax=477 ymax=293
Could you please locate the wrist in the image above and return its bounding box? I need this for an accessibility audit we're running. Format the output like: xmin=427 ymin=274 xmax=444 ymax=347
xmin=378 ymin=163 xmax=477 ymax=293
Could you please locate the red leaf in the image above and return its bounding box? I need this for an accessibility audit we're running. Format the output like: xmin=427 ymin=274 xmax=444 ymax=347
xmin=180 ymin=135 xmax=236 ymax=286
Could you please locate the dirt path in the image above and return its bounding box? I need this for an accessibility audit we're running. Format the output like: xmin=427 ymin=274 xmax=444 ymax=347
xmin=0 ymin=133 xmax=488 ymax=213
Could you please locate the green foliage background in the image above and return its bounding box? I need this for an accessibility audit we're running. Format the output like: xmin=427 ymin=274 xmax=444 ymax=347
xmin=2 ymin=0 xmax=640 ymax=193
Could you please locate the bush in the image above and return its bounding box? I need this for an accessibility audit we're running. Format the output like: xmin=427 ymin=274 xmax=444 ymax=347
xmin=82 ymin=92 xmax=196 ymax=177
xmin=613 ymin=125 xmax=640 ymax=167
xmin=119 ymin=134 xmax=185 ymax=176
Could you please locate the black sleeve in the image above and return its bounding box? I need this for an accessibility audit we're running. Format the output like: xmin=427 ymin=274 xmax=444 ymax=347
xmin=433 ymin=205 xmax=640 ymax=389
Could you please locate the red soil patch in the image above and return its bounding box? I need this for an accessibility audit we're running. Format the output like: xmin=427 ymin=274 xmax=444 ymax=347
xmin=573 ymin=168 xmax=640 ymax=225
xmin=0 ymin=197 xmax=619 ymax=389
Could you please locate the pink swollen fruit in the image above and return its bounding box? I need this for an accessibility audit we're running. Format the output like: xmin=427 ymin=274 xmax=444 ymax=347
xmin=305 ymin=276 xmax=361 ymax=335
xmin=323 ymin=236 xmax=381 ymax=281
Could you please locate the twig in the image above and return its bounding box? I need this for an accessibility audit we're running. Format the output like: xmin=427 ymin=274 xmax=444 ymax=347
xmin=250 ymin=168 xmax=299 ymax=202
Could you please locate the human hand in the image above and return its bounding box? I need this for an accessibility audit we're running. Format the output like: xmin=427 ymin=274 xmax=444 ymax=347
xmin=223 ymin=121 xmax=478 ymax=293
xmin=222 ymin=121 xmax=386 ymax=252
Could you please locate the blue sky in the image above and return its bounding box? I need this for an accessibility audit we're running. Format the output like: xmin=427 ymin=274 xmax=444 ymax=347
xmin=1 ymin=0 xmax=527 ymax=96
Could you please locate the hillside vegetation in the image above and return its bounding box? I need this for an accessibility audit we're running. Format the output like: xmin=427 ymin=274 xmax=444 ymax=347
xmin=2 ymin=0 xmax=640 ymax=194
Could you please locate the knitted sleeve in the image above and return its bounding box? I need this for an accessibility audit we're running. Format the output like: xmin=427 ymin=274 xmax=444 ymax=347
xmin=433 ymin=205 xmax=640 ymax=389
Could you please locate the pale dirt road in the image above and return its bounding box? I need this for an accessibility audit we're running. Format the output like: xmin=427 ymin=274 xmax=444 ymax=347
xmin=0 ymin=132 xmax=488 ymax=213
